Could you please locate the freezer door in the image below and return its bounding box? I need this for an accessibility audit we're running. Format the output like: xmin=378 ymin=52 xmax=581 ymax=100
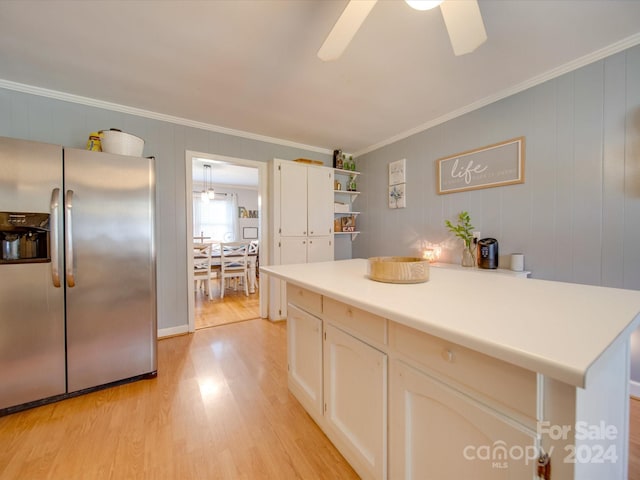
xmin=64 ymin=148 xmax=157 ymax=392
xmin=0 ymin=137 xmax=66 ymax=410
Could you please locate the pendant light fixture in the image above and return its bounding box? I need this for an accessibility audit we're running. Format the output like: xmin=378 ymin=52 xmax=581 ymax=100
xmin=201 ymin=164 xmax=215 ymax=203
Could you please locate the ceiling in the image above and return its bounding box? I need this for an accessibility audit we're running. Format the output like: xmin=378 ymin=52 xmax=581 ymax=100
xmin=1 ymin=1 xmax=640 ymax=155
xmin=194 ymin=158 xmax=258 ymax=188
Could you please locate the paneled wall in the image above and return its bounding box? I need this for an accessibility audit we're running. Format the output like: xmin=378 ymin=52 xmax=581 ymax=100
xmin=0 ymin=89 xmax=331 ymax=333
xmin=2 ymin=44 xmax=639 ymax=378
xmin=353 ymin=45 xmax=640 ymax=381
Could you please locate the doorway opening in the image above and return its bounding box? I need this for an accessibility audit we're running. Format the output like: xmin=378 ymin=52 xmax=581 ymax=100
xmin=185 ymin=151 xmax=269 ymax=332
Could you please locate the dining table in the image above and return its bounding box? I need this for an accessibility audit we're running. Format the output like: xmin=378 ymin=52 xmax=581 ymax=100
xmin=193 ymin=242 xmax=258 ymax=294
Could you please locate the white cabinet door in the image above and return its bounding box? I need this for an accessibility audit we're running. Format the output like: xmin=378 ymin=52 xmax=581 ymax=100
xmin=307 ymin=165 xmax=334 ymax=237
xmin=279 ymin=161 xmax=308 ymax=236
xmin=324 ymin=323 xmax=387 ymax=480
xmin=308 ymin=236 xmax=333 ymax=263
xmin=279 ymin=236 xmax=333 ymax=264
xmin=389 ymin=360 xmax=538 ymax=480
xmin=287 ymin=304 xmax=323 ymax=417
xmin=279 ymin=237 xmax=308 ymax=265
xmin=275 ymin=237 xmax=308 ymax=319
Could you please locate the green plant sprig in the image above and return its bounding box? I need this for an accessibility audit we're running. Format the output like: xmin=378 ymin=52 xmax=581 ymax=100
xmin=445 ymin=211 xmax=474 ymax=249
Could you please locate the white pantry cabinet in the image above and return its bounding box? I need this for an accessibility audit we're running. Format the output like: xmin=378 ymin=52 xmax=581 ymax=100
xmin=268 ymin=159 xmax=334 ymax=320
xmin=277 ymin=160 xmax=333 ymax=237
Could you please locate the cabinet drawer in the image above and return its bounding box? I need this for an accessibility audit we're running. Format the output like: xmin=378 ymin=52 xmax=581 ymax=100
xmin=323 ymin=297 xmax=387 ymax=346
xmin=389 ymin=322 xmax=537 ymax=423
xmin=287 ymin=284 xmax=322 ymax=315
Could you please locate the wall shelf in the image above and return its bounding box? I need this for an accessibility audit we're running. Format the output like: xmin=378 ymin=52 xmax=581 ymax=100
xmin=333 ymin=168 xmax=360 ymax=176
xmin=333 ymin=169 xmax=361 ymax=243
xmin=334 ymin=190 xmax=360 ymax=201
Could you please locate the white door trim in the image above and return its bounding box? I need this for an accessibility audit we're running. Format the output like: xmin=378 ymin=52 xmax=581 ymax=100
xmin=185 ymin=150 xmax=269 ymax=332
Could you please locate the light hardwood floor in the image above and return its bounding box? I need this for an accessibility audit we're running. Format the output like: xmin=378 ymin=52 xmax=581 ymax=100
xmin=0 ymin=319 xmax=358 ymax=480
xmin=195 ymin=278 xmax=260 ymax=329
xmin=2 ymin=319 xmax=639 ymax=479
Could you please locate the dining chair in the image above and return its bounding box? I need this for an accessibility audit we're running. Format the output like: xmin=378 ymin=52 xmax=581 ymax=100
xmin=193 ymin=243 xmax=220 ymax=298
xmin=220 ymin=241 xmax=249 ymax=298
xmin=249 ymin=240 xmax=259 ymax=288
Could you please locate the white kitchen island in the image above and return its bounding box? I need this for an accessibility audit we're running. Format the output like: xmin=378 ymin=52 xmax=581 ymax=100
xmin=261 ymin=258 xmax=640 ymax=480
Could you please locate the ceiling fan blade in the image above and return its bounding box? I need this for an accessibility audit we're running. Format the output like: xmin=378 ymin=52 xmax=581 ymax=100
xmin=317 ymin=0 xmax=377 ymax=62
xmin=440 ymin=0 xmax=487 ymax=56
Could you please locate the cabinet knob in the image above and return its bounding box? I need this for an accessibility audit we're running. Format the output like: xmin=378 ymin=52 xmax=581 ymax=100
xmin=310 ymin=230 xmax=314 ymax=235
xmin=442 ymin=349 xmax=455 ymax=363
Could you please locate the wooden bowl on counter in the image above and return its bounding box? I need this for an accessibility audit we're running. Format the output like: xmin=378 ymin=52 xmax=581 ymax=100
xmin=367 ymin=256 xmax=430 ymax=284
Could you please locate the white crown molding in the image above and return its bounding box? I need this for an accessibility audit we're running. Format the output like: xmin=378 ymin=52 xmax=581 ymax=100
xmin=0 ymin=79 xmax=333 ymax=155
xmin=3 ymin=31 xmax=639 ymax=159
xmin=354 ymin=32 xmax=640 ymax=157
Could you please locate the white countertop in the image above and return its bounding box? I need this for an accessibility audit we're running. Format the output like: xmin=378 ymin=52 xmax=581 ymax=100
xmin=262 ymin=258 xmax=640 ymax=389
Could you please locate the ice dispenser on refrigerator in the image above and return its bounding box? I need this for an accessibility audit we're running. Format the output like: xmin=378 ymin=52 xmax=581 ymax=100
xmin=0 ymin=212 xmax=50 ymax=263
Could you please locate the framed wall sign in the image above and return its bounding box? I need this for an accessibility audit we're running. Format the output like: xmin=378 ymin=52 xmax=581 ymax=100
xmin=436 ymin=137 xmax=525 ymax=194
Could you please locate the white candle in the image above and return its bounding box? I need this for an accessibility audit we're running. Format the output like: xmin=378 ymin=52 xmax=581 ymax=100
xmin=510 ymin=253 xmax=524 ymax=272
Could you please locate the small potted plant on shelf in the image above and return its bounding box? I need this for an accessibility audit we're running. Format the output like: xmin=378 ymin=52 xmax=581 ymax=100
xmin=445 ymin=211 xmax=475 ymax=267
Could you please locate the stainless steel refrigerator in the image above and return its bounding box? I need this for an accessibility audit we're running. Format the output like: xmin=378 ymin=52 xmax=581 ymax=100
xmin=0 ymin=136 xmax=157 ymax=413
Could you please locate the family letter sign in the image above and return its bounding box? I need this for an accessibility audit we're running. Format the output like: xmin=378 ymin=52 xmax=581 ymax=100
xmin=436 ymin=137 xmax=525 ymax=194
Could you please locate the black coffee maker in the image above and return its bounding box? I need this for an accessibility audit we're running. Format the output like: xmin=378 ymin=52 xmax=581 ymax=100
xmin=477 ymin=238 xmax=498 ymax=269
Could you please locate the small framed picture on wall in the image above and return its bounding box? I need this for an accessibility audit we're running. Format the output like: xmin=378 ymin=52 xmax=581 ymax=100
xmin=242 ymin=227 xmax=258 ymax=239
xmin=388 ymin=159 xmax=406 ymax=208
xmin=389 ymin=184 xmax=406 ymax=209
xmin=389 ymin=159 xmax=406 ymax=186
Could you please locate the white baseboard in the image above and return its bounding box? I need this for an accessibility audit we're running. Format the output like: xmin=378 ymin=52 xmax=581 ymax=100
xmin=158 ymin=325 xmax=189 ymax=339
xmin=630 ymin=380 xmax=640 ymax=399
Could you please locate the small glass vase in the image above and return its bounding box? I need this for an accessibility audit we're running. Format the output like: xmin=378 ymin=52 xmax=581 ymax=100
xmin=461 ymin=246 xmax=475 ymax=267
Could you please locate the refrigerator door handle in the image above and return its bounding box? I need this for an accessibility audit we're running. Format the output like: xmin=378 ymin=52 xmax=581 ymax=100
xmin=65 ymin=189 xmax=76 ymax=287
xmin=50 ymin=188 xmax=62 ymax=287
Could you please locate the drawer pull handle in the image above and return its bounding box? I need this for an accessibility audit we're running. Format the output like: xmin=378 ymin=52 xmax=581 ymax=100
xmin=442 ymin=349 xmax=455 ymax=363
xmin=346 ymin=308 xmax=353 ymax=317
